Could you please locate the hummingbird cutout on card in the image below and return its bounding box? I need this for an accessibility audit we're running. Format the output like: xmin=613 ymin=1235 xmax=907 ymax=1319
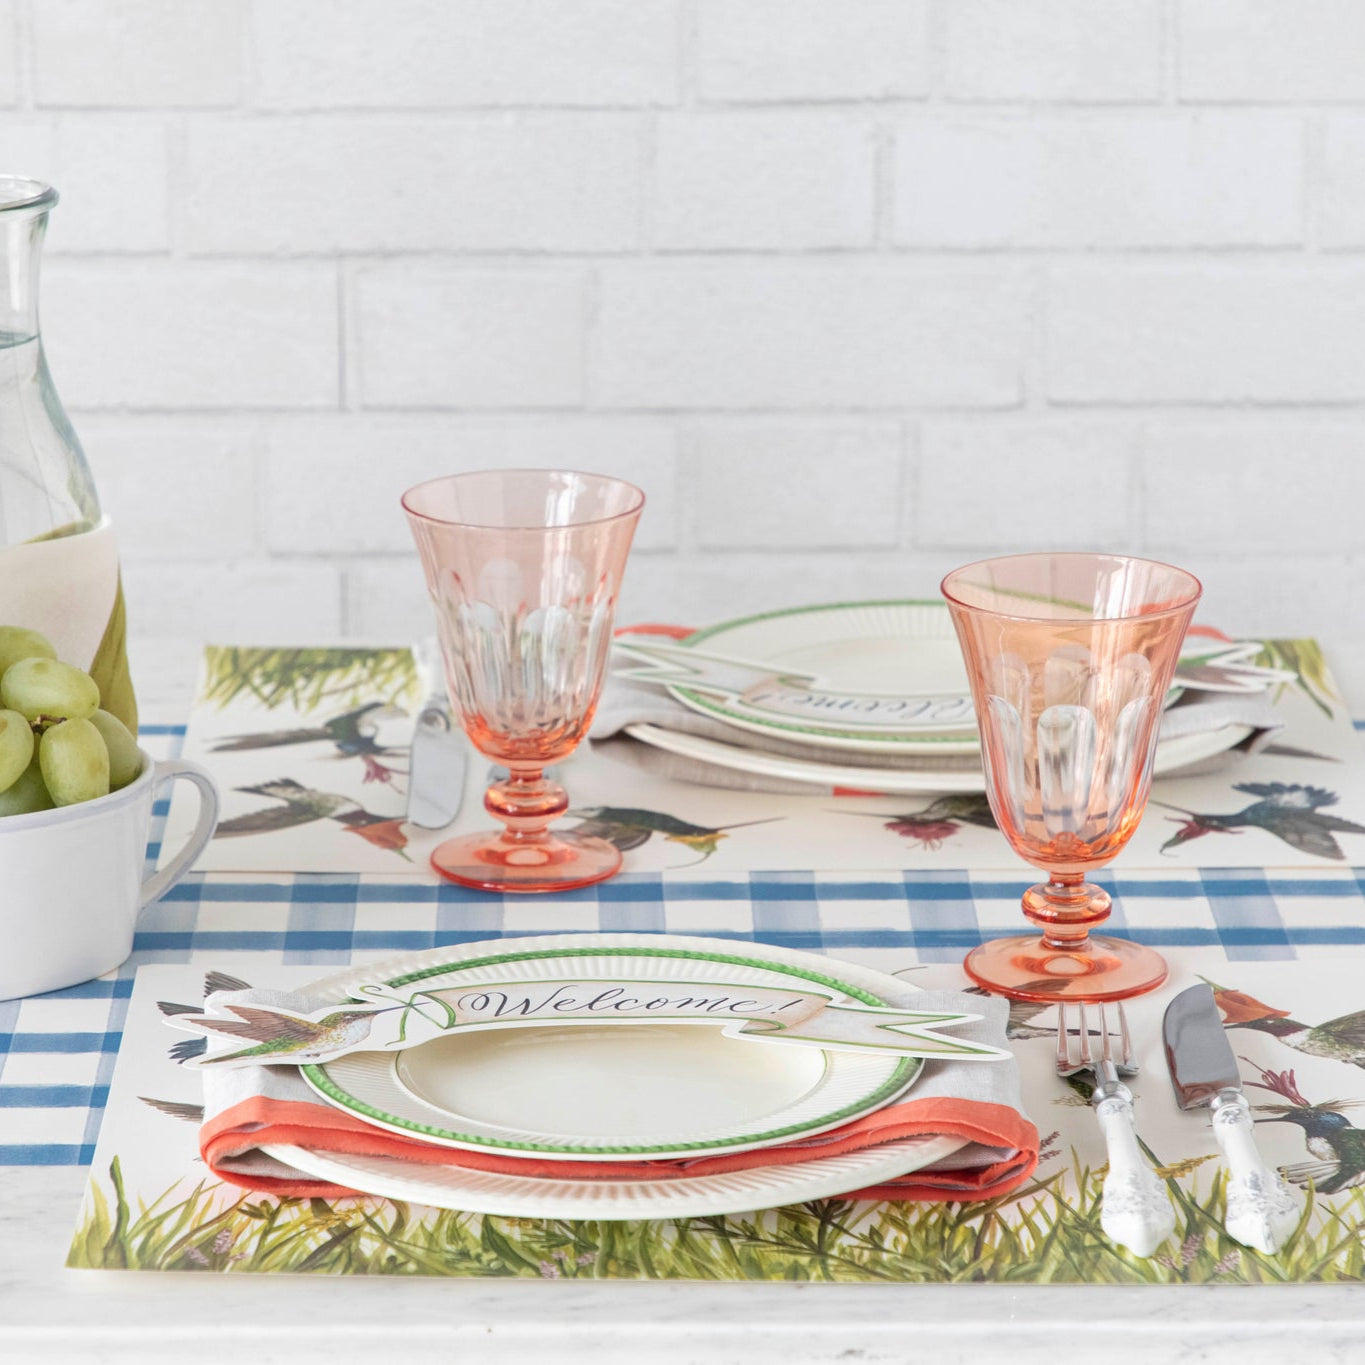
xmin=1171 ymin=638 xmax=1298 ymax=696
xmin=161 ymin=976 xmax=1011 ymax=1071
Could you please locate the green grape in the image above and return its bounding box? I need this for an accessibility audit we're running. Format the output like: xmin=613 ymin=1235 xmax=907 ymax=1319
xmin=88 ymin=708 xmax=142 ymax=790
xmin=0 ymin=755 xmax=54 ymax=817
xmin=0 ymin=708 xmax=35 ymax=793
xmin=0 ymin=625 xmax=57 ymax=678
xmin=39 ymin=718 xmax=110 ymax=806
xmin=1 ymin=657 xmax=99 ymax=724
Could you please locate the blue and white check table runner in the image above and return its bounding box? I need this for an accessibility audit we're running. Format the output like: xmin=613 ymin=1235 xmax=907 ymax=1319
xmin=8 ymin=722 xmax=1365 ymax=1167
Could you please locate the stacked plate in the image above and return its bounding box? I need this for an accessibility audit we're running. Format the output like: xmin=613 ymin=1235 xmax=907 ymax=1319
xmin=257 ymin=934 xmax=967 ymax=1219
xmin=623 ymin=601 xmax=1257 ymax=795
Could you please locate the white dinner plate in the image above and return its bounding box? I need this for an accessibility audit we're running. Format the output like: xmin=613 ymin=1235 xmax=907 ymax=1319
xmin=670 ymin=601 xmax=982 ymax=754
xmin=299 ymin=935 xmax=922 ymax=1162
xmin=626 ymin=720 xmax=1256 ymax=796
xmin=668 ymin=600 xmax=1207 ymax=757
xmin=262 ymin=1132 xmax=965 ymax=1221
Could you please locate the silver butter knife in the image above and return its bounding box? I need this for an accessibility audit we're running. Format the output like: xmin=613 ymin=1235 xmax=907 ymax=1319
xmin=406 ymin=643 xmax=468 ymax=831
xmin=1163 ymin=983 xmax=1300 ymax=1254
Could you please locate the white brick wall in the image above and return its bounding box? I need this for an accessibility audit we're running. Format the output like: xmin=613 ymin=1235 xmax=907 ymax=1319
xmin=593 ymin=263 xmax=1028 ymax=408
xmin=690 ymin=423 xmax=904 ymax=548
xmin=43 ymin=263 xmax=339 ymax=408
xmin=353 ymin=267 xmax=587 ymax=407
xmin=1320 ymin=116 xmax=1365 ymax=246
xmin=0 ymin=1 xmax=20 ymax=107
xmin=181 ymin=116 xmax=646 ymax=254
xmin=253 ymin=1 xmax=679 ymax=110
xmin=892 ymin=114 xmax=1304 ymax=247
xmin=695 ymin=0 xmax=930 ymax=103
xmin=5 ymin=117 xmax=169 ymax=251
xmin=4 ymin=1 xmax=1365 ymax=702
xmin=30 ymin=1 xmax=246 ymax=108
xmin=1177 ymin=0 xmax=1365 ymax=102
xmin=943 ymin=1 xmax=1163 ymax=103
xmin=653 ymin=112 xmax=875 ymax=250
xmin=1046 ymin=266 xmax=1365 ymax=404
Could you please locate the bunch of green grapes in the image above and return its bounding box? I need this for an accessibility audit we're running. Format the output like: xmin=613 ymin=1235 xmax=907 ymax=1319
xmin=0 ymin=627 xmax=141 ymax=817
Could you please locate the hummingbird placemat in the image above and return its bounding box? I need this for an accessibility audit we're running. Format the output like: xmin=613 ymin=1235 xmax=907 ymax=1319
xmin=161 ymin=639 xmax=1365 ymax=874
xmin=68 ymin=950 xmax=1365 ymax=1283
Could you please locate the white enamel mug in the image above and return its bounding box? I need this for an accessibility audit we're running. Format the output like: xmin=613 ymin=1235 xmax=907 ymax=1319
xmin=0 ymin=749 xmax=219 ymax=1000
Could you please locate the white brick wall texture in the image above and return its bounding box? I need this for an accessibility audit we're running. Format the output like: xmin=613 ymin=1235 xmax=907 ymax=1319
xmin=943 ymin=1 xmax=1163 ymax=103
xmin=0 ymin=1 xmax=16 ymax=106
xmin=354 ymin=267 xmax=588 ymax=407
xmin=695 ymin=0 xmax=930 ymax=103
xmin=4 ymin=0 xmax=1365 ymax=702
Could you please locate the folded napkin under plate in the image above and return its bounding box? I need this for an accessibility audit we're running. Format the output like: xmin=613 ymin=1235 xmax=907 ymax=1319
xmin=198 ymin=984 xmax=1038 ymax=1208
xmin=590 ymin=671 xmax=1284 ymax=796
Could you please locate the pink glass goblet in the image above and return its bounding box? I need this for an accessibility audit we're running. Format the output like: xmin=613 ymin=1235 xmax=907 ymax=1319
xmin=941 ymin=553 xmax=1201 ymax=1003
xmin=403 ymin=470 xmax=644 ymax=893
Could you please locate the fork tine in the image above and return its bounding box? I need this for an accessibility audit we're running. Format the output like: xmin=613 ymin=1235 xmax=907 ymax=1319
xmin=1097 ymin=1002 xmax=1114 ymax=1069
xmin=1115 ymin=1000 xmax=1134 ymax=1070
xmin=1056 ymin=1002 xmax=1071 ymax=1071
xmin=1077 ymin=1000 xmax=1091 ymax=1068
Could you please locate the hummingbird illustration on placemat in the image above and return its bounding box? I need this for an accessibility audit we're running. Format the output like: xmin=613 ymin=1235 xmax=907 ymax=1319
xmin=211 ymin=701 xmax=408 ymax=785
xmin=566 ymin=806 xmax=782 ymax=866
xmin=1244 ymin=1062 xmax=1365 ymax=1194
xmin=1155 ymin=783 xmax=1365 ymax=861
xmin=1207 ymin=978 xmax=1365 ymax=1070
xmin=215 ymin=778 xmax=411 ymax=858
xmin=837 ymin=793 xmax=998 ymax=851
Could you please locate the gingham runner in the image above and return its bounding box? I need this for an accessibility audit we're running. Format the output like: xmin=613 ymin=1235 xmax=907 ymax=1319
xmin=5 ymin=722 xmax=1365 ymax=1167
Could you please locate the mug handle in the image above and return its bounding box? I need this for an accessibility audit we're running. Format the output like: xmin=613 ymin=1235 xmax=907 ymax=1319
xmin=141 ymin=759 xmax=221 ymax=909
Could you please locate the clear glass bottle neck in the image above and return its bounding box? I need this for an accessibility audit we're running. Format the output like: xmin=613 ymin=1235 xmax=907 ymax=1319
xmin=0 ymin=209 xmax=44 ymax=344
xmin=0 ymin=193 xmax=102 ymax=547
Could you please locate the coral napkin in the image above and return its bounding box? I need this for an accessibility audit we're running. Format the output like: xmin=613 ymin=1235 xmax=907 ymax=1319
xmin=198 ymin=988 xmax=1038 ymax=1205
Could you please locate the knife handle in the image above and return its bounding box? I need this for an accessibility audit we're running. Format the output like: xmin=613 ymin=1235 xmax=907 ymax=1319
xmin=1211 ymin=1090 xmax=1300 ymax=1255
xmin=1095 ymin=1090 xmax=1176 ymax=1257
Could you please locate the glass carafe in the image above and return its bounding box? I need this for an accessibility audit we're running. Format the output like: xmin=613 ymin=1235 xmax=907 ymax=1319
xmin=0 ymin=177 xmax=136 ymax=731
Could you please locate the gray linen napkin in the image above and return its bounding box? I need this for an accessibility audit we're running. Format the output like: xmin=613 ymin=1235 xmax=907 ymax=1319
xmin=589 ymin=669 xmax=1286 ymax=794
xmin=880 ymin=990 xmax=1026 ymax=1172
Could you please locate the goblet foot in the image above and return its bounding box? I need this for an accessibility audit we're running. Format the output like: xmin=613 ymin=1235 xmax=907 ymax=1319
xmin=431 ymin=765 xmax=623 ymax=892
xmin=430 ymin=828 xmax=622 ymax=893
xmin=963 ymin=933 xmax=1168 ymax=1004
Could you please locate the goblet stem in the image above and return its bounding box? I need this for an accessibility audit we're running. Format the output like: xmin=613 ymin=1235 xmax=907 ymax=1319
xmin=965 ymin=870 xmax=1167 ymax=1001
xmin=1021 ymin=873 xmax=1112 ymax=951
xmin=484 ymin=766 xmax=569 ymax=845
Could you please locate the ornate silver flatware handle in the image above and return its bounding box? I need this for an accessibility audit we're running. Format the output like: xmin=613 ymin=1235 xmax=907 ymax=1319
xmin=1211 ymin=1089 xmax=1299 ymax=1255
xmin=1095 ymin=1085 xmax=1177 ymax=1257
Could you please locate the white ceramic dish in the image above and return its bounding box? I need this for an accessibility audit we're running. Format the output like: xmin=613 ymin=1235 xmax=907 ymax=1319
xmin=299 ymin=936 xmax=922 ymax=1161
xmin=625 ymin=720 xmax=1256 ymax=796
xmin=262 ymin=1131 xmax=965 ymax=1221
xmin=0 ymin=749 xmax=218 ymax=1001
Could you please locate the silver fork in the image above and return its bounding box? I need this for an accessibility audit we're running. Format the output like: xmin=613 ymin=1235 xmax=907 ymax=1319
xmin=1056 ymin=1001 xmax=1176 ymax=1257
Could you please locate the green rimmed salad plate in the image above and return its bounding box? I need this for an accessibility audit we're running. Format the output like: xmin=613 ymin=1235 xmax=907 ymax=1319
xmin=293 ymin=934 xmax=924 ymax=1162
xmin=670 ymin=600 xmax=980 ymax=755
